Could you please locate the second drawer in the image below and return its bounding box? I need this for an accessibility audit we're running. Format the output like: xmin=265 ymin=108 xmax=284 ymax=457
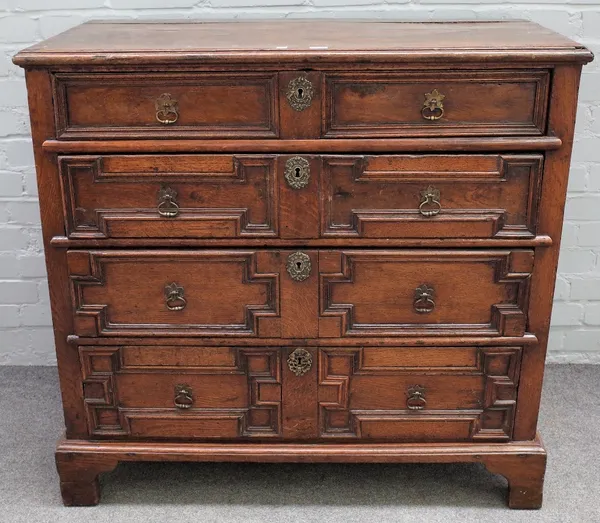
xmin=58 ymin=153 xmax=543 ymax=243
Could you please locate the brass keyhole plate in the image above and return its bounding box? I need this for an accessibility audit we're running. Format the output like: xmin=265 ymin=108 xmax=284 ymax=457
xmin=287 ymin=348 xmax=313 ymax=376
xmin=284 ymin=157 xmax=310 ymax=189
xmin=286 ymin=252 xmax=311 ymax=282
xmin=286 ymin=76 xmax=314 ymax=111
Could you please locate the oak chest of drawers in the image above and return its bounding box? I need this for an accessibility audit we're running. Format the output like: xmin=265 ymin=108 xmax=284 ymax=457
xmin=14 ymin=20 xmax=593 ymax=509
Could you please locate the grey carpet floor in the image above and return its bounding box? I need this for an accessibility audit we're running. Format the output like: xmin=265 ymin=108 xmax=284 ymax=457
xmin=0 ymin=365 xmax=598 ymax=523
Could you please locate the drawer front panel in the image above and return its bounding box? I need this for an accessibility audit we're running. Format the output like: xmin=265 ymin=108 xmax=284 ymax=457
xmin=325 ymin=71 xmax=549 ymax=137
xmin=319 ymin=250 xmax=533 ymax=337
xmin=79 ymin=345 xmax=282 ymax=439
xmin=53 ymin=73 xmax=278 ymax=139
xmin=318 ymin=346 xmax=521 ymax=442
xmin=67 ymin=250 xmax=282 ymax=337
xmin=59 ymin=155 xmax=278 ymax=239
xmin=321 ymin=154 xmax=543 ymax=240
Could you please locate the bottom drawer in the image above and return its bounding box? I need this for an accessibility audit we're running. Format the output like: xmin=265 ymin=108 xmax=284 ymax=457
xmin=78 ymin=344 xmax=521 ymax=442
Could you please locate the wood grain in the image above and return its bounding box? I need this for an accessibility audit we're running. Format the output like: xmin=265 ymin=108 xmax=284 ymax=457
xmin=14 ymin=20 xmax=591 ymax=509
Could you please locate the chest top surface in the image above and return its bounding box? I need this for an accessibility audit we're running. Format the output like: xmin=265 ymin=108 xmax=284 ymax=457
xmin=13 ymin=20 xmax=593 ymax=67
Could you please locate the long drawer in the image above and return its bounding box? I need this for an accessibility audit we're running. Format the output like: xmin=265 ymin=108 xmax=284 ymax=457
xmin=79 ymin=344 xmax=521 ymax=442
xmin=67 ymin=249 xmax=533 ymax=338
xmin=52 ymin=69 xmax=549 ymax=140
xmin=58 ymin=153 xmax=543 ymax=242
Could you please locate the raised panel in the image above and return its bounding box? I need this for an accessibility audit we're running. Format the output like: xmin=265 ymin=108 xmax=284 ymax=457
xmin=53 ymin=72 xmax=279 ymax=139
xmin=321 ymin=154 xmax=543 ymax=240
xmin=68 ymin=250 xmax=280 ymax=337
xmin=59 ymin=155 xmax=278 ymax=240
xmin=79 ymin=345 xmax=282 ymax=439
xmin=319 ymin=250 xmax=533 ymax=337
xmin=318 ymin=347 xmax=521 ymax=441
xmin=325 ymin=70 xmax=549 ymax=137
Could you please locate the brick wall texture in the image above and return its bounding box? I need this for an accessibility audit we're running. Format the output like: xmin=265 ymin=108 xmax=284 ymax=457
xmin=1 ymin=4 xmax=599 ymax=364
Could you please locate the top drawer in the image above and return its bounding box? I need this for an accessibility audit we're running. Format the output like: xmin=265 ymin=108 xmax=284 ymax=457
xmin=53 ymin=72 xmax=278 ymax=140
xmin=324 ymin=70 xmax=550 ymax=138
xmin=52 ymin=70 xmax=550 ymax=140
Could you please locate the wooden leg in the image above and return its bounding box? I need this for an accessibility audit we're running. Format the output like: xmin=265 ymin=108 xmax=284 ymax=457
xmin=59 ymin=478 xmax=102 ymax=507
xmin=483 ymin=451 xmax=547 ymax=509
xmin=55 ymin=448 xmax=119 ymax=506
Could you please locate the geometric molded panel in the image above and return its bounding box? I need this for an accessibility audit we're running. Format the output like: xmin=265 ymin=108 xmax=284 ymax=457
xmin=59 ymin=155 xmax=278 ymax=240
xmin=320 ymin=154 xmax=543 ymax=240
xmin=68 ymin=250 xmax=280 ymax=337
xmin=319 ymin=250 xmax=533 ymax=337
xmin=79 ymin=346 xmax=282 ymax=439
xmin=318 ymin=346 xmax=521 ymax=441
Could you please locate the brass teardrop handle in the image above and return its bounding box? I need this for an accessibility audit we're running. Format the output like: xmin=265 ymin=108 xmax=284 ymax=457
xmin=165 ymin=282 xmax=186 ymax=311
xmin=174 ymin=384 xmax=193 ymax=409
xmin=155 ymin=93 xmax=179 ymax=124
xmin=422 ymin=89 xmax=445 ymax=121
xmin=157 ymin=187 xmax=180 ymax=218
xmin=286 ymin=76 xmax=314 ymax=111
xmin=419 ymin=186 xmax=441 ymax=217
xmin=287 ymin=348 xmax=313 ymax=376
xmin=286 ymin=252 xmax=312 ymax=282
xmin=414 ymin=284 xmax=435 ymax=313
xmin=406 ymin=386 xmax=427 ymax=410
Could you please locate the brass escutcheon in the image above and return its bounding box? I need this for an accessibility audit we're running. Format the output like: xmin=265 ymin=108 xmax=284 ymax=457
xmin=157 ymin=186 xmax=180 ymax=218
xmin=422 ymin=89 xmax=445 ymax=121
xmin=286 ymin=76 xmax=314 ymax=111
xmin=174 ymin=384 xmax=193 ymax=409
xmin=155 ymin=93 xmax=179 ymax=124
xmin=286 ymin=252 xmax=312 ymax=282
xmin=419 ymin=186 xmax=441 ymax=217
xmin=287 ymin=348 xmax=313 ymax=376
xmin=284 ymin=156 xmax=310 ymax=189
xmin=414 ymin=284 xmax=435 ymax=313
xmin=406 ymin=385 xmax=427 ymax=410
xmin=165 ymin=282 xmax=186 ymax=311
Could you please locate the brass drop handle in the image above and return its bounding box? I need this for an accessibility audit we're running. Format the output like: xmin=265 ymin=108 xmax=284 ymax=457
xmin=422 ymin=89 xmax=445 ymax=121
xmin=286 ymin=76 xmax=314 ymax=111
xmin=155 ymin=93 xmax=179 ymax=124
xmin=414 ymin=284 xmax=435 ymax=313
xmin=406 ymin=386 xmax=427 ymax=410
xmin=287 ymin=348 xmax=313 ymax=376
xmin=165 ymin=282 xmax=186 ymax=311
xmin=174 ymin=384 xmax=193 ymax=409
xmin=419 ymin=186 xmax=441 ymax=217
xmin=285 ymin=157 xmax=310 ymax=189
xmin=286 ymin=252 xmax=312 ymax=282
xmin=157 ymin=187 xmax=180 ymax=218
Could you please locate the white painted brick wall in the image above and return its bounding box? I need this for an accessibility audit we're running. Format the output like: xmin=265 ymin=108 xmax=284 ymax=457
xmin=0 ymin=3 xmax=599 ymax=365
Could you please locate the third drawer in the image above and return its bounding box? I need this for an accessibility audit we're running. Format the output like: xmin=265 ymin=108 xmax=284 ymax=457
xmin=67 ymin=248 xmax=533 ymax=339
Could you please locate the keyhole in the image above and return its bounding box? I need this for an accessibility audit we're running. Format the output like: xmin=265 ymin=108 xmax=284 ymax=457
xmin=295 ymin=167 xmax=301 ymax=178
xmin=296 ymin=261 xmax=303 ymax=270
xmin=297 ymin=88 xmax=303 ymax=99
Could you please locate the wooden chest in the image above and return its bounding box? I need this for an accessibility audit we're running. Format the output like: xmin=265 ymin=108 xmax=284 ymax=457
xmin=13 ymin=20 xmax=593 ymax=509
